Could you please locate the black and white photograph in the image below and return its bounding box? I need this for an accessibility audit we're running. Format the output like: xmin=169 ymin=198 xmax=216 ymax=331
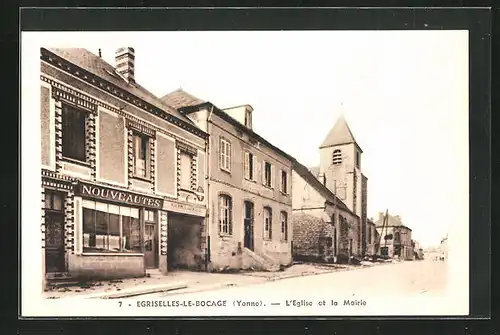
xmin=20 ymin=10 xmax=485 ymax=318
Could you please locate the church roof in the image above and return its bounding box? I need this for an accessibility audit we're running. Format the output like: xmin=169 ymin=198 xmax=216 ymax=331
xmin=320 ymin=115 xmax=362 ymax=152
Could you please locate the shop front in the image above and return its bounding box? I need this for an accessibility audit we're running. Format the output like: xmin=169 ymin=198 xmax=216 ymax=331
xmin=66 ymin=181 xmax=164 ymax=280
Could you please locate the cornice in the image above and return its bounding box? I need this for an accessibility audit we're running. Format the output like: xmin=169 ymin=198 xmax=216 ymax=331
xmin=40 ymin=48 xmax=208 ymax=140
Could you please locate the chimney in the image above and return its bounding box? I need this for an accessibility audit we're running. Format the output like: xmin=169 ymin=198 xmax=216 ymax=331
xmin=115 ymin=47 xmax=135 ymax=83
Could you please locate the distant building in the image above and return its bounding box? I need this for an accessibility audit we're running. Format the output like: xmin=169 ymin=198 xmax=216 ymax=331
xmin=292 ymin=160 xmax=360 ymax=263
xmin=161 ymin=90 xmax=294 ymax=271
xmin=375 ymin=212 xmax=414 ymax=260
xmin=439 ymin=235 xmax=448 ymax=260
xmin=307 ymin=115 xmax=369 ymax=257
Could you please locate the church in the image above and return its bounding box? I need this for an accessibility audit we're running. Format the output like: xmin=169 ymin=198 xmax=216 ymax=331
xmin=291 ymin=115 xmax=372 ymax=262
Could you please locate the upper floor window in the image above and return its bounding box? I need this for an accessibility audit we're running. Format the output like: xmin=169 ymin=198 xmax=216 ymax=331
xmin=355 ymin=151 xmax=361 ymax=168
xmin=180 ymin=151 xmax=193 ymax=190
xmin=219 ymin=137 xmax=231 ymax=172
xmin=219 ymin=194 xmax=233 ymax=235
xmin=280 ymin=211 xmax=288 ymax=241
xmin=244 ymin=152 xmax=255 ymax=180
xmin=263 ymin=161 xmax=273 ymax=188
xmin=394 ymin=231 xmax=401 ymax=244
xmin=332 ymin=149 xmax=342 ymax=165
xmin=62 ymin=104 xmax=87 ymax=162
xmin=133 ymin=133 xmax=150 ymax=179
xmin=280 ymin=170 xmax=288 ymax=194
xmin=264 ymin=207 xmax=273 ymax=240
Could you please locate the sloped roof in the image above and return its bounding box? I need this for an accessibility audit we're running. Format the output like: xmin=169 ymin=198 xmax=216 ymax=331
xmin=45 ymin=48 xmax=194 ymax=125
xmin=320 ymin=115 xmax=361 ymax=151
xmin=293 ymin=160 xmax=354 ymax=215
xmin=160 ymin=89 xmax=206 ymax=109
xmin=309 ymin=166 xmax=320 ymax=178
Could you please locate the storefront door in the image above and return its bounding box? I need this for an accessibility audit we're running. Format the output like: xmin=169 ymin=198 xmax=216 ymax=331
xmin=44 ymin=191 xmax=66 ymax=273
xmin=243 ymin=201 xmax=254 ymax=251
xmin=144 ymin=210 xmax=158 ymax=269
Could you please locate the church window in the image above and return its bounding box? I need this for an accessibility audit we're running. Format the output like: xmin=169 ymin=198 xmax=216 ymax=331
xmin=332 ymin=149 xmax=342 ymax=165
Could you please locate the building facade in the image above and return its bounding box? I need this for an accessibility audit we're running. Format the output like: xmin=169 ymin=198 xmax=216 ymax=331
xmin=40 ymin=47 xmax=209 ymax=288
xmin=309 ymin=116 xmax=369 ymax=257
xmin=160 ymin=91 xmax=294 ymax=271
xmin=292 ymin=161 xmax=360 ymax=263
xmin=375 ymin=212 xmax=414 ymax=260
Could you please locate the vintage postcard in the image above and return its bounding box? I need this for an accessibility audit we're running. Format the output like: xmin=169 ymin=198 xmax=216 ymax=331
xmin=21 ymin=28 xmax=471 ymax=317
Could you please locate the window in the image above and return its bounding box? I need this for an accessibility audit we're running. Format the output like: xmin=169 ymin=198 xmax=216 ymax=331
xmin=280 ymin=211 xmax=288 ymax=241
xmin=82 ymin=201 xmax=141 ymax=253
xmin=264 ymin=162 xmax=272 ymax=187
xmin=394 ymin=232 xmax=401 ymax=244
xmin=367 ymin=226 xmax=372 ymax=244
xmin=133 ymin=133 xmax=149 ymax=178
xmin=245 ymin=110 xmax=252 ymax=128
xmin=331 ymin=214 xmax=336 ymax=226
xmin=219 ymin=194 xmax=233 ymax=235
xmin=180 ymin=151 xmax=193 ymax=190
xmin=244 ymin=152 xmax=254 ymax=180
xmin=355 ymin=151 xmax=361 ymax=168
xmin=62 ymin=104 xmax=87 ymax=162
xmin=332 ymin=149 xmax=342 ymax=165
xmin=280 ymin=170 xmax=288 ymax=194
xmin=264 ymin=207 xmax=272 ymax=240
xmin=219 ymin=138 xmax=231 ymax=172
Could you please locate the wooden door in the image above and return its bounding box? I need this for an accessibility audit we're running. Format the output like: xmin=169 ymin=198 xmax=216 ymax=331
xmin=243 ymin=201 xmax=254 ymax=250
xmin=44 ymin=191 xmax=66 ymax=273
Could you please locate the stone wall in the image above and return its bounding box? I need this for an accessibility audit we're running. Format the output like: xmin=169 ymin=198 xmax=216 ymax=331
xmin=68 ymin=254 xmax=145 ymax=280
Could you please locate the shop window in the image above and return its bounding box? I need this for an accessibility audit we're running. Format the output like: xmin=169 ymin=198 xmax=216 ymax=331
xmin=82 ymin=200 xmax=141 ymax=253
xmin=264 ymin=207 xmax=273 ymax=240
xmin=280 ymin=211 xmax=288 ymax=241
xmin=133 ymin=133 xmax=150 ymax=178
xmin=219 ymin=194 xmax=233 ymax=235
xmin=332 ymin=149 xmax=342 ymax=165
xmin=219 ymin=137 xmax=231 ymax=172
xmin=62 ymin=103 xmax=87 ymax=162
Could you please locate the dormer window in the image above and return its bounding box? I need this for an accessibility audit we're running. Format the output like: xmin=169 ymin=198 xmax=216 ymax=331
xmin=332 ymin=149 xmax=342 ymax=165
xmin=244 ymin=110 xmax=252 ymax=128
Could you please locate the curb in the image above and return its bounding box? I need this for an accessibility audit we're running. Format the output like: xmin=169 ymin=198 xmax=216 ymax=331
xmin=84 ymin=282 xmax=188 ymax=299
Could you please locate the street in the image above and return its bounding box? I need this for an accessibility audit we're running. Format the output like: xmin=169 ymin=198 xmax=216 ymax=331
xmin=141 ymin=259 xmax=447 ymax=299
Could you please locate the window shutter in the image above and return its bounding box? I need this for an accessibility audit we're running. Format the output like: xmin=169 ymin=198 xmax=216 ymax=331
xmin=218 ymin=138 xmax=222 ymax=169
xmin=271 ymin=165 xmax=275 ymax=188
xmin=269 ymin=211 xmax=273 ymax=240
xmin=226 ymin=141 xmax=231 ymax=171
xmin=244 ymin=152 xmax=249 ymax=179
xmin=262 ymin=161 xmax=266 ymax=185
xmin=228 ymin=198 xmax=233 ymax=235
xmin=218 ymin=196 xmax=222 ymax=233
xmin=252 ymin=155 xmax=256 ymax=181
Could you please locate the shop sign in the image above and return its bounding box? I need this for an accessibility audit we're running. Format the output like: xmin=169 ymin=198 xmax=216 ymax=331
xmin=76 ymin=182 xmax=164 ymax=209
xmin=163 ymin=199 xmax=206 ymax=217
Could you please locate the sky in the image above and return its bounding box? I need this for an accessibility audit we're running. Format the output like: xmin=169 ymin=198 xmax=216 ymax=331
xmin=27 ymin=31 xmax=469 ymax=248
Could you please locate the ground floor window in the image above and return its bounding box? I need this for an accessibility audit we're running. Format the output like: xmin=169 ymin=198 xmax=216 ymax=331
xmin=264 ymin=207 xmax=272 ymax=240
xmin=82 ymin=200 xmax=142 ymax=253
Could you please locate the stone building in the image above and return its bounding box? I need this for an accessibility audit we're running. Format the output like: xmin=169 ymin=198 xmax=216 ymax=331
xmin=40 ymin=47 xmax=209 ymax=288
xmin=160 ymin=90 xmax=294 ymax=271
xmin=375 ymin=212 xmax=414 ymax=260
xmin=308 ymin=115 xmax=369 ymax=256
xmin=292 ymin=161 xmax=360 ymax=263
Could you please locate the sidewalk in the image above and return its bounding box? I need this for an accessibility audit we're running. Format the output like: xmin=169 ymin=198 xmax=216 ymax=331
xmin=43 ymin=261 xmax=392 ymax=299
